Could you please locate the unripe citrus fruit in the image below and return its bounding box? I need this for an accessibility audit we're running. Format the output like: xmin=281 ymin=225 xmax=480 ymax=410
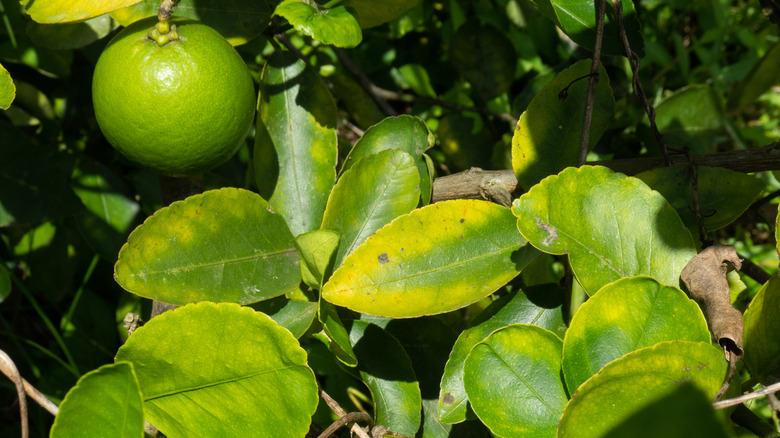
xmin=92 ymin=17 xmax=256 ymax=176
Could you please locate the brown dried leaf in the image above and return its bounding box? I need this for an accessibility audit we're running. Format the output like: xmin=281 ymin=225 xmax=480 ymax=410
xmin=680 ymin=245 xmax=744 ymax=361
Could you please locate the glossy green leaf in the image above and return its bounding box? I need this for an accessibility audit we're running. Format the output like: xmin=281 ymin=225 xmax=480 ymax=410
xmin=0 ymin=62 xmax=15 ymax=110
xmin=323 ymin=149 xmax=420 ymax=270
xmin=294 ymin=229 xmax=340 ymax=289
xmin=562 ymin=276 xmax=710 ymax=393
xmin=420 ymin=399 xmax=491 ymax=438
xmin=24 ymin=0 xmax=139 ymax=23
xmin=439 ymin=285 xmax=566 ymax=424
xmin=654 ymin=85 xmax=724 ymax=155
xmin=601 ymin=384 xmax=729 ymax=438
xmin=323 ymin=200 xmax=539 ymax=318
xmin=636 ymin=166 xmax=764 ymax=234
xmin=558 ymin=341 xmax=728 ymax=437
xmin=464 ymin=324 xmax=567 ymax=438
xmin=512 ymin=166 xmax=697 ymax=295
xmin=110 ymin=0 xmax=278 ymax=45
xmin=115 ymin=188 xmax=300 ymax=305
xmin=512 ymin=60 xmax=614 ymax=190
xmin=397 ymin=63 xmax=437 ymax=98
xmin=319 ymin=300 xmax=358 ymax=367
xmin=254 ymin=51 xmax=337 ymax=237
xmin=274 ymin=0 xmax=362 ymax=48
xmin=115 ymin=302 xmax=318 ymax=438
xmin=341 ymin=115 xmax=433 ymax=205
xmin=250 ymin=296 xmax=317 ymax=338
xmin=26 ymin=15 xmax=114 ymax=50
xmin=348 ymin=319 xmax=421 ymax=436
xmin=730 ymin=41 xmax=780 ymax=109
xmin=531 ymin=0 xmax=644 ymax=57
xmin=0 ymin=119 xmax=82 ymax=226
xmin=341 ymin=0 xmax=420 ymax=28
xmin=450 ymin=22 xmax=516 ymax=100
xmin=743 ymin=274 xmax=780 ymax=385
xmin=72 ymin=161 xmax=140 ymax=261
xmin=50 ymin=362 xmax=143 ymax=438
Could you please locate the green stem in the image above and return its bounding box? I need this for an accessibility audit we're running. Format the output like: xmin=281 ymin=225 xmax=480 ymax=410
xmin=0 ymin=0 xmax=17 ymax=50
xmin=60 ymin=254 xmax=99 ymax=332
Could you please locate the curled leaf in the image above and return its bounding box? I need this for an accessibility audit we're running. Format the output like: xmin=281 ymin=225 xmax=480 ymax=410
xmin=680 ymin=245 xmax=743 ymax=361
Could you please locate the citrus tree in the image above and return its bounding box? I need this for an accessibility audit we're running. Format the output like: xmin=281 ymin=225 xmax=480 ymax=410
xmin=2 ymin=0 xmax=780 ymax=437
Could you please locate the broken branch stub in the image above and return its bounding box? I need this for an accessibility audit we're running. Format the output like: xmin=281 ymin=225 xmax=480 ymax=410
xmin=681 ymin=245 xmax=744 ymax=361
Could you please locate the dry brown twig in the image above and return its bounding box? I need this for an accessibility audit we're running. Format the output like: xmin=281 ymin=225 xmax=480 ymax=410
xmin=0 ymin=348 xmax=61 ymax=438
xmin=579 ymin=0 xmax=606 ymax=166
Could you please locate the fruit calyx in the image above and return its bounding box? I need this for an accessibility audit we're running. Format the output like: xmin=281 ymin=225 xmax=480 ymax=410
xmin=148 ymin=20 xmax=180 ymax=47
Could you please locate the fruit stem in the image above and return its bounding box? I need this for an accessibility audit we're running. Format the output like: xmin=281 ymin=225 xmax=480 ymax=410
xmin=157 ymin=0 xmax=180 ymax=22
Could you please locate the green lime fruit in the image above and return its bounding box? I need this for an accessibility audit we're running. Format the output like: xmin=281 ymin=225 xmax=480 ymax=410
xmin=92 ymin=17 xmax=256 ymax=176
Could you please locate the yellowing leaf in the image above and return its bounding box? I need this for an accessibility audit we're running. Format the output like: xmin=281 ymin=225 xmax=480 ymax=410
xmin=25 ymin=0 xmax=141 ymax=23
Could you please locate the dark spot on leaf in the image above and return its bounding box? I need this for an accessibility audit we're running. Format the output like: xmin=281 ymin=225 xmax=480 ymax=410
xmin=460 ymin=218 xmax=465 ymax=223
xmin=442 ymin=393 xmax=455 ymax=405
xmin=400 ymin=247 xmax=404 ymax=252
xmin=459 ymin=235 xmax=463 ymax=239
xmin=378 ymin=253 xmax=389 ymax=264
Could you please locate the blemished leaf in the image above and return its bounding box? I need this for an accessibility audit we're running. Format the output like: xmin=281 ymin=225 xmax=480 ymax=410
xmin=50 ymin=362 xmax=144 ymax=438
xmin=254 ymin=51 xmax=338 ymax=237
xmin=24 ymin=0 xmax=140 ymax=23
xmin=464 ymin=324 xmax=567 ymax=438
xmin=110 ymin=0 xmax=278 ymax=45
xmin=439 ymin=285 xmax=566 ymax=424
xmin=558 ymin=341 xmax=728 ymax=438
xmin=0 ymin=119 xmax=82 ymax=226
xmin=729 ymin=41 xmax=780 ymax=109
xmin=0 ymin=62 xmax=15 ymax=110
xmin=250 ymin=296 xmax=317 ymax=338
xmin=114 ymin=188 xmax=301 ymax=305
xmin=319 ymin=300 xmax=358 ymax=366
xmin=322 ymin=200 xmax=540 ymax=318
xmin=341 ymin=115 xmax=434 ymax=205
xmin=512 ymin=60 xmax=615 ymax=190
xmin=322 ymin=149 xmax=420 ymax=270
xmin=654 ymin=85 xmax=724 ymax=155
xmin=274 ymin=0 xmax=362 ymax=48
xmin=26 ymin=15 xmax=114 ymax=50
xmin=115 ymin=302 xmax=318 ymax=438
xmin=743 ymin=274 xmax=780 ymax=385
xmin=72 ymin=160 xmax=140 ymax=261
xmin=601 ymin=384 xmax=729 ymax=438
xmin=294 ymin=229 xmax=340 ymax=289
xmin=512 ymin=166 xmax=697 ymax=296
xmin=562 ymin=276 xmax=711 ymax=393
xmin=531 ymin=0 xmax=644 ymax=57
xmin=348 ymin=319 xmax=422 ymax=436
xmin=450 ymin=22 xmax=516 ymax=100
xmin=341 ymin=0 xmax=420 ymax=28
xmin=636 ymin=166 xmax=765 ymax=234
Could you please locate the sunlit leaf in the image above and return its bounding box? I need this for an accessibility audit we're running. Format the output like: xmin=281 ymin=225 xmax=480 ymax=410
xmin=743 ymin=274 xmax=780 ymax=385
xmin=558 ymin=341 xmax=728 ymax=437
xmin=512 ymin=60 xmax=614 ymax=190
xmin=50 ymin=362 xmax=144 ymax=438
xmin=512 ymin=166 xmax=696 ymax=295
xmin=562 ymin=276 xmax=710 ymax=393
xmin=323 ymin=200 xmax=539 ymax=318
xmin=348 ymin=319 xmax=421 ymax=436
xmin=294 ymin=229 xmax=340 ymax=289
xmin=24 ymin=0 xmax=140 ymax=23
xmin=319 ymin=300 xmax=358 ymax=367
xmin=251 ymin=296 xmax=317 ymax=338
xmin=464 ymin=324 xmax=567 ymax=438
xmin=323 ymin=149 xmax=420 ymax=270
xmin=116 ymin=302 xmax=318 ymax=438
xmin=110 ymin=0 xmax=278 ymax=45
xmin=0 ymin=62 xmax=15 ymax=110
xmin=254 ymin=51 xmax=338 ymax=237
xmin=274 ymin=0 xmax=362 ymax=48
xmin=439 ymin=285 xmax=566 ymax=424
xmin=115 ymin=188 xmax=300 ymax=305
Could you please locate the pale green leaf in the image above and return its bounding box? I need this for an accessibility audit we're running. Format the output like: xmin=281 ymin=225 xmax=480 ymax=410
xmin=0 ymin=62 xmax=15 ymax=110
xmin=294 ymin=229 xmax=340 ymax=289
xmin=24 ymin=0 xmax=140 ymax=23
xmin=274 ymin=0 xmax=362 ymax=48
xmin=115 ymin=302 xmax=318 ymax=438
xmin=254 ymin=51 xmax=337 ymax=237
xmin=115 ymin=188 xmax=300 ymax=305
xmin=512 ymin=166 xmax=697 ymax=295
xmin=323 ymin=200 xmax=539 ymax=318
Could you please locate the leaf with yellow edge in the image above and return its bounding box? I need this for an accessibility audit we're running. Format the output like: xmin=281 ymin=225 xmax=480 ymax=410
xmin=322 ymin=200 xmax=539 ymax=318
xmin=25 ymin=0 xmax=141 ymax=24
xmin=1 ymin=62 xmax=15 ymax=110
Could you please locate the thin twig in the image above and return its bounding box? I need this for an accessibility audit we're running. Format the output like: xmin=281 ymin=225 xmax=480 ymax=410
xmin=157 ymin=0 xmax=180 ymax=21
xmin=317 ymin=412 xmax=373 ymax=438
xmin=714 ymin=380 xmax=780 ymax=410
xmin=373 ymin=88 xmax=516 ymax=124
xmin=714 ymin=352 xmax=738 ymax=401
xmin=1 ymin=349 xmax=29 ymax=438
xmin=331 ymin=47 xmax=397 ymax=116
xmin=319 ymin=388 xmax=372 ymax=438
xmin=580 ymin=0 xmax=606 ymax=166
